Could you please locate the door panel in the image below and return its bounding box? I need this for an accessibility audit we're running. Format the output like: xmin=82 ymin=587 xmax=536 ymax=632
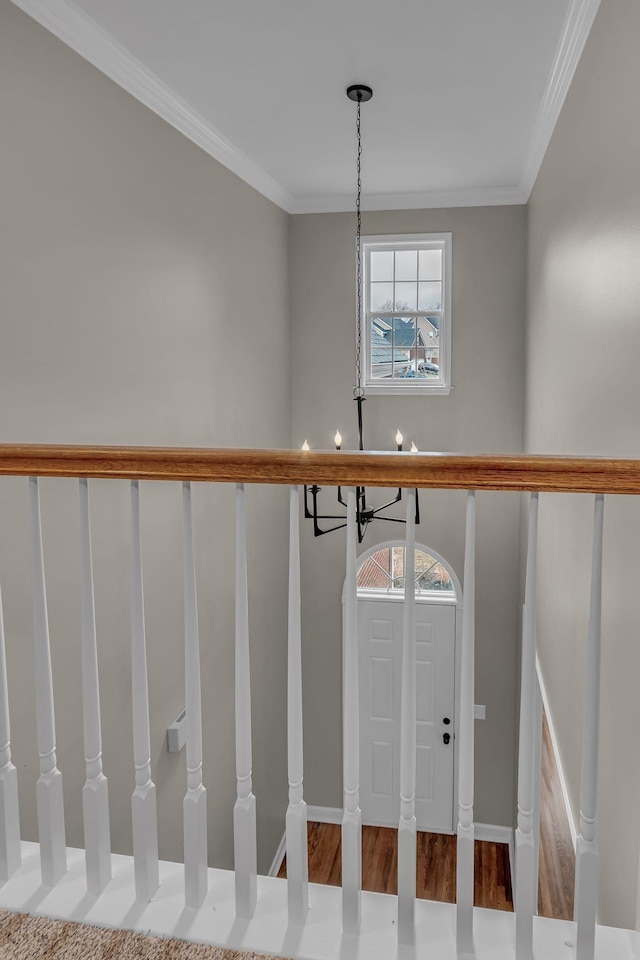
xmin=358 ymin=598 xmax=455 ymax=832
xmin=415 ymin=658 xmax=434 ymax=723
xmin=371 ymin=741 xmax=393 ymax=796
xmin=370 ymin=657 xmax=393 ymax=719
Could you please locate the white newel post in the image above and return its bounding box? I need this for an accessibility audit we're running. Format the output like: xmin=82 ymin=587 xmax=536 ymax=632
xmin=515 ymin=491 xmax=539 ymax=960
xmin=398 ymin=488 xmax=417 ymax=946
xmin=574 ymin=494 xmax=604 ymax=960
xmin=182 ymin=482 xmax=208 ymax=908
xmin=234 ymin=483 xmax=257 ymax=918
xmin=456 ymin=490 xmax=476 ymax=955
xmin=0 ymin=582 xmax=20 ymax=880
xmin=342 ymin=487 xmax=361 ymax=935
xmin=130 ymin=480 xmax=159 ymax=902
xmin=286 ymin=485 xmax=309 ymax=924
xmin=29 ymin=476 xmax=67 ymax=886
xmin=79 ymin=479 xmax=112 ymax=895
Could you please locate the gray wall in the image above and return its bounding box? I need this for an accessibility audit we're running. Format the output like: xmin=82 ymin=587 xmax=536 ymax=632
xmin=0 ymin=3 xmax=290 ymax=875
xmin=526 ymin=0 xmax=640 ymax=929
xmin=290 ymin=206 xmax=527 ymax=827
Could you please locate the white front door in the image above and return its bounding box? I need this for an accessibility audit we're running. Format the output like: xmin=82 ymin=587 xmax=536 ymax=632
xmin=358 ymin=597 xmax=456 ymax=833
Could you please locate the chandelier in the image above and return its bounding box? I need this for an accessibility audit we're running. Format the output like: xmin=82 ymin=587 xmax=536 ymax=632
xmin=302 ymin=84 xmax=420 ymax=542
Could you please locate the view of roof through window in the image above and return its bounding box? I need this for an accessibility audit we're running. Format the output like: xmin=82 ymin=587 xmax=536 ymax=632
xmin=363 ymin=237 xmax=449 ymax=389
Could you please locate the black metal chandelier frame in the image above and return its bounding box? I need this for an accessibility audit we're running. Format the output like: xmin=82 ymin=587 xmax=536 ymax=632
xmin=303 ymin=84 xmax=420 ymax=542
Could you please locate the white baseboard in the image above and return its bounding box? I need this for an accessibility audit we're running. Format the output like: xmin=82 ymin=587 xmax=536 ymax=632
xmin=268 ymin=831 xmax=287 ymax=878
xmin=536 ymin=655 xmax=577 ymax=850
xmin=474 ymin=822 xmax=512 ymax=845
xmin=475 ymin=822 xmax=515 ymax=895
xmin=307 ymin=804 xmax=343 ymax=825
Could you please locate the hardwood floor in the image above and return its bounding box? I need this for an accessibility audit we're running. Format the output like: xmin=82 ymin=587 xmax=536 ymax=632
xmin=278 ymin=825 xmax=512 ymax=911
xmin=278 ymin=709 xmax=575 ymax=919
xmin=538 ymin=711 xmax=575 ymax=920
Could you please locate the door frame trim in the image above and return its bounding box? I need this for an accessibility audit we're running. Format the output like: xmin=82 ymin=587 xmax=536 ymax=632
xmin=342 ymin=539 xmax=463 ymax=835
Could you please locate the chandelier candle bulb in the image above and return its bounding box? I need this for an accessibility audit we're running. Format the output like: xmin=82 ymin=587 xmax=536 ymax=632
xmin=335 ymin=431 xmax=342 ymax=450
xmin=411 ymin=442 xmax=418 ymax=453
xmin=301 ymin=440 xmax=310 ymax=451
xmin=396 ymin=430 xmax=403 ymax=451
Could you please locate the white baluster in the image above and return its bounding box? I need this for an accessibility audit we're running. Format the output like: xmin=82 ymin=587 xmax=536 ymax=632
xmin=182 ymin=481 xmax=208 ymax=908
xmin=29 ymin=476 xmax=67 ymax=886
xmin=130 ymin=480 xmax=159 ymax=901
xmin=532 ymin=664 xmax=543 ymax=914
xmin=456 ymin=491 xmax=476 ymax=954
xmin=398 ymin=489 xmax=417 ymax=945
xmin=574 ymin=494 xmax=604 ymax=960
xmin=342 ymin=487 xmax=361 ymax=934
xmin=515 ymin=492 xmax=539 ymax=959
xmin=79 ymin=479 xmax=111 ymax=895
xmin=0 ymin=581 xmax=21 ymax=880
xmin=234 ymin=483 xmax=257 ymax=918
xmin=286 ymin=485 xmax=309 ymax=924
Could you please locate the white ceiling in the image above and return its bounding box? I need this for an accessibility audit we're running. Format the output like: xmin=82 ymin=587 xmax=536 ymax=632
xmin=12 ymin=0 xmax=601 ymax=212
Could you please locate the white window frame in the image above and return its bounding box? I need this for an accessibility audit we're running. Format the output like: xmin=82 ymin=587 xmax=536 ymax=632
xmin=360 ymin=233 xmax=452 ymax=395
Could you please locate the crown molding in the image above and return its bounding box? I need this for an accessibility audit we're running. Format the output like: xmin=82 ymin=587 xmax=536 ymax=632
xmin=12 ymin=0 xmax=600 ymax=215
xmin=520 ymin=0 xmax=601 ymax=198
xmin=10 ymin=0 xmax=295 ymax=212
xmin=291 ymin=185 xmax=529 ymax=215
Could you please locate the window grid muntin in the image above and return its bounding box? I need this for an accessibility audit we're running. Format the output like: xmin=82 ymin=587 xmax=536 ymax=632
xmin=368 ymin=247 xmax=443 ymax=314
xmin=356 ymin=546 xmax=455 ymax=595
xmin=363 ymin=235 xmax=449 ymax=390
xmin=369 ymin=311 xmax=443 ymax=382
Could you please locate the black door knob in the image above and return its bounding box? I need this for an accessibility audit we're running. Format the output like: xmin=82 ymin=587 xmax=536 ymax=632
xmin=443 ymin=717 xmax=451 ymax=725
xmin=443 ymin=732 xmax=451 ymax=745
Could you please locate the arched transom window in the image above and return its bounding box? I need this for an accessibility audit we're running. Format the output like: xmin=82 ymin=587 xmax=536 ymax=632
xmin=357 ymin=546 xmax=455 ymax=597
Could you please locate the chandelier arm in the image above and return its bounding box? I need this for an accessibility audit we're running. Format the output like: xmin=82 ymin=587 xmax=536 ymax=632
xmin=371 ymin=491 xmax=404 ymax=514
xmin=314 ymin=521 xmax=349 ymax=537
xmin=312 ymin=485 xmax=349 ymax=536
xmin=311 ymin=484 xmax=322 ymax=537
xmin=303 ymin=484 xmax=314 ymax=519
xmin=310 ymin=488 xmax=349 ymax=522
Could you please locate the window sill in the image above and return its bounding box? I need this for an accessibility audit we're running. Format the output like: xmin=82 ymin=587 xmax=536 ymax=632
xmin=364 ymin=383 xmax=453 ymax=396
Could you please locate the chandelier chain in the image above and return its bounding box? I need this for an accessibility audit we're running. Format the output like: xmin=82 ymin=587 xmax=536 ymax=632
xmin=354 ymin=94 xmax=364 ymax=399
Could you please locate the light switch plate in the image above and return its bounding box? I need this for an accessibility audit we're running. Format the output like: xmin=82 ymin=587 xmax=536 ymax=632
xmin=167 ymin=708 xmax=187 ymax=752
xmin=474 ymin=704 xmax=486 ymax=720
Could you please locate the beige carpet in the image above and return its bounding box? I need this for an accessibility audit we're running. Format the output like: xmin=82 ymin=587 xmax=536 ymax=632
xmin=0 ymin=909 xmax=290 ymax=959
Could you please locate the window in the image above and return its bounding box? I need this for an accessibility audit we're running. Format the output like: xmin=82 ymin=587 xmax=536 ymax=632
xmin=361 ymin=233 xmax=452 ymax=394
xmin=357 ymin=546 xmax=455 ymax=597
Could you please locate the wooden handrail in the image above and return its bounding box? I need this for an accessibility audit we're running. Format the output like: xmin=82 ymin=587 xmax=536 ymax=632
xmin=0 ymin=444 xmax=639 ymax=494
